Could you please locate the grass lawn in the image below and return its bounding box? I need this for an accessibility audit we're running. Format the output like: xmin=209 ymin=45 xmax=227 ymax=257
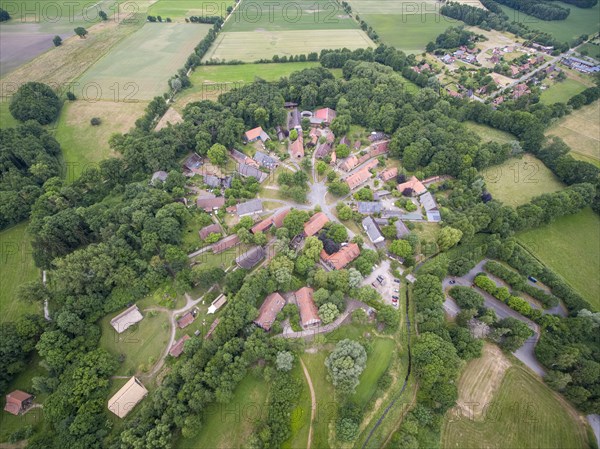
xmin=362 ymin=13 xmax=459 ymax=53
xmin=442 ymin=363 xmax=590 ymax=449
xmin=175 ymin=372 xmax=269 ymax=449
xmin=192 ymin=243 xmax=250 ymax=271
xmin=517 ymin=208 xmax=600 ymax=311
xmin=546 ymin=100 xmax=599 ymax=164
xmin=0 ymin=222 xmax=41 ymax=323
xmin=352 ymin=338 xmax=395 ymax=407
xmin=148 ymin=0 xmax=233 ymax=19
xmin=282 ymin=361 xmax=312 ymax=449
xmin=540 ymin=78 xmax=589 ymax=105
xmin=578 ymin=42 xmax=600 ymax=59
xmin=482 ymin=153 xmax=565 ymax=207
xmin=222 ymin=0 xmax=358 ymax=32
xmin=76 ymin=23 xmax=212 ymax=100
xmin=204 ymin=29 xmax=375 ymax=62
xmin=0 ymin=101 xmax=19 ymax=129
xmin=55 ymin=100 xmax=147 ymax=181
xmin=464 ymin=121 xmax=517 ymax=144
xmin=498 ymin=2 xmax=600 ymax=43
xmin=99 ymin=309 xmax=171 ymax=376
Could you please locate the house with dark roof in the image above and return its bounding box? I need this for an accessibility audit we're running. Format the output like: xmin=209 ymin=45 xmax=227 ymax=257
xmin=362 ymin=216 xmax=384 ymax=243
xmin=321 ymin=243 xmax=361 ymax=270
xmin=368 ymin=132 xmax=387 ymax=142
xmin=288 ymin=108 xmax=301 ymax=130
xmin=183 ymin=153 xmax=202 ymax=172
xmin=236 ymin=199 xmax=263 ymax=217
xmin=419 ymin=192 xmax=437 ymax=211
xmin=199 ymin=223 xmax=221 ymax=240
xmin=212 ymin=234 xmax=240 ymax=254
xmin=203 ymin=174 xmax=221 ymax=188
xmin=245 ymin=126 xmax=270 ymax=142
xmin=151 ymin=171 xmax=168 ymax=185
xmin=395 ymin=220 xmax=410 ymax=238
xmin=235 ymin=246 xmax=266 ymax=269
xmin=238 ymin=163 xmax=268 ymax=182
xmin=295 ymin=287 xmax=321 ymax=327
xmin=169 ymin=335 xmax=190 ymax=358
xmin=4 ymin=391 xmax=33 ymax=416
xmin=196 ymin=195 xmax=225 ymax=212
xmin=426 ymin=210 xmax=442 ymax=222
xmin=357 ymin=201 xmax=382 ymax=215
xmin=254 ymin=292 xmax=286 ymax=331
xmin=374 ymin=190 xmax=391 ymax=200
xmin=303 ymin=212 xmax=329 ymax=237
xmin=254 ymin=151 xmax=278 ymax=169
xmin=314 ymin=143 xmax=332 ymax=159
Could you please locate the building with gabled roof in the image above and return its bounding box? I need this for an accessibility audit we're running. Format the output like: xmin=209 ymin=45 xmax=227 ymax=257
xmin=357 ymin=201 xmax=382 ymax=215
xmin=254 ymin=292 xmax=286 ymax=331
xmin=245 ymin=126 xmax=270 ymax=142
xmin=303 ymin=212 xmax=329 ymax=237
xmin=205 ymin=318 xmax=220 ymax=339
xmin=290 ymin=135 xmax=305 ymax=159
xmin=199 ymin=223 xmax=221 ymax=240
xmin=4 ymin=390 xmax=33 ymax=416
xmin=426 ymin=210 xmax=442 ymax=222
xmin=177 ymin=310 xmax=197 ymax=329
xmin=315 ymin=143 xmax=332 ymax=159
xmin=208 ymin=294 xmax=228 ymax=314
xmin=238 ymin=163 xmax=267 ymax=182
xmin=236 ymin=199 xmax=263 ymax=217
xmin=340 ymin=155 xmax=358 ymax=172
xmin=395 ymin=220 xmax=410 ymax=238
xmin=254 ymin=151 xmax=278 ymax=169
xmin=169 ymin=335 xmax=190 ymax=358
xmin=110 ymin=305 xmax=143 ymax=334
xmin=251 ymin=208 xmax=290 ymax=234
xmin=212 ymin=234 xmax=240 ymax=254
xmin=346 ymin=161 xmax=378 ymax=190
xmin=397 ymin=176 xmax=427 ymax=196
xmin=419 ymin=191 xmax=437 ymax=211
xmin=362 ymin=216 xmax=384 ymax=243
xmin=321 ymin=242 xmax=361 ymax=270
xmin=379 ymin=167 xmax=397 ymax=182
xmin=313 ymin=107 xmax=336 ymax=125
xmin=183 ymin=153 xmax=202 ymax=172
xmin=196 ymin=196 xmax=225 ymax=212
xmin=203 ymin=174 xmax=221 ymax=188
xmin=295 ymin=287 xmax=321 ymax=327
xmin=235 ymin=246 xmax=266 ymax=269
xmin=108 ymin=377 xmax=148 ymax=418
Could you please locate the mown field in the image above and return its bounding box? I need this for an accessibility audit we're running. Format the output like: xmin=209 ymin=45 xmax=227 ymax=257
xmin=546 ymin=100 xmax=599 ymax=165
xmin=518 ymin=208 xmax=600 ymax=311
xmin=0 ymin=101 xmax=19 ymax=128
xmin=176 ymin=372 xmax=270 ymax=449
xmin=482 ymin=153 xmax=565 ymax=207
xmin=497 ymin=2 xmax=600 ymax=43
xmin=540 ymin=77 xmax=589 ymax=105
xmin=465 ymin=121 xmax=516 ymax=144
xmin=76 ymin=23 xmax=211 ymax=100
xmin=148 ymin=0 xmax=233 ymax=19
xmin=204 ymin=29 xmax=375 ymax=62
xmin=0 ymin=222 xmax=41 ymax=323
xmin=55 ymin=100 xmax=147 ymax=181
xmin=222 ymin=0 xmax=358 ymax=32
xmin=578 ymin=42 xmax=600 ymax=59
xmin=442 ymin=361 xmax=590 ymax=449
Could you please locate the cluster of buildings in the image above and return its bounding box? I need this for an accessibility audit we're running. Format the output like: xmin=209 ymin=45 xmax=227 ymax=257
xmin=254 ymin=286 xmax=321 ymax=331
xmin=508 ymin=54 xmax=545 ymax=78
xmin=440 ymin=46 xmax=479 ymax=65
xmin=287 ymin=107 xmax=338 ymax=160
xmin=397 ymin=176 xmax=441 ymax=222
xmin=562 ymin=56 xmax=600 ymax=74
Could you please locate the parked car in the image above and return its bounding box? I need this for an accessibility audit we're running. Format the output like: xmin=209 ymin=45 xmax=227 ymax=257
xmin=449 ymin=280 xmax=456 ymax=285
xmin=392 ymin=297 xmax=398 ymax=303
xmin=371 ymin=282 xmax=378 ymax=288
xmin=528 ymin=276 xmax=538 ymax=283
xmin=392 ymin=295 xmax=399 ymax=300
xmin=393 ymin=279 xmax=400 ymax=283
xmin=394 ymin=289 xmax=399 ymax=292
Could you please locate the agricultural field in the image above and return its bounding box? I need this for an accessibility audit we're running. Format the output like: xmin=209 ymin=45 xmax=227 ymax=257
xmin=222 ymin=0 xmax=358 ymax=32
xmin=518 ymin=208 xmax=600 ymax=311
xmin=497 ymin=2 xmax=600 ymax=43
xmin=204 ymin=29 xmax=375 ymax=62
xmin=546 ymin=100 xmax=599 ymax=165
xmin=442 ymin=351 xmax=590 ymax=449
xmin=55 ymin=100 xmax=148 ymax=181
xmin=99 ymin=309 xmax=171 ymax=376
xmin=482 ymin=153 xmax=565 ymax=207
xmin=0 ymin=222 xmax=41 ymax=323
xmin=464 ymin=122 xmax=516 ymax=144
xmin=540 ymin=77 xmax=589 ymax=105
xmin=578 ymin=42 xmax=600 ymax=59
xmin=0 ymin=100 xmax=19 ymax=128
xmin=176 ymin=372 xmax=270 ymax=449
xmin=148 ymin=0 xmax=233 ymax=20
xmin=76 ymin=23 xmax=211 ymax=100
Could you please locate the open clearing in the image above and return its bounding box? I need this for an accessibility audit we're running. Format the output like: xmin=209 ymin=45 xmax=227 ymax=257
xmin=353 ymin=337 xmax=395 ymax=407
xmin=578 ymin=42 xmax=600 ymax=59
xmin=465 ymin=121 xmax=516 ymax=144
xmin=0 ymin=222 xmax=41 ymax=323
xmin=149 ymin=0 xmax=233 ymax=19
xmin=56 ymin=100 xmax=148 ymax=180
xmin=518 ymin=208 xmax=600 ymax=311
xmin=442 ymin=360 xmax=590 ymax=449
xmin=482 ymin=153 xmax=565 ymax=207
xmin=546 ymin=100 xmax=599 ymax=164
xmin=76 ymin=23 xmax=211 ymax=100
xmin=204 ymin=29 xmax=375 ymax=62
xmin=176 ymin=372 xmax=269 ymax=449
xmin=0 ymin=101 xmax=19 ymax=128
xmin=497 ymin=2 xmax=600 ymax=43
xmin=222 ymin=0 xmax=357 ymax=32
xmin=540 ymin=77 xmax=589 ymax=105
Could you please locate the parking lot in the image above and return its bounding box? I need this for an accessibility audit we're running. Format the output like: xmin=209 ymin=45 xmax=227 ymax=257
xmin=362 ymin=260 xmax=401 ymax=308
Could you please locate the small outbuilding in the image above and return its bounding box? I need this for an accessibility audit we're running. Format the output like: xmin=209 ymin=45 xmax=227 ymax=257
xmin=4 ymin=390 xmax=33 ymax=416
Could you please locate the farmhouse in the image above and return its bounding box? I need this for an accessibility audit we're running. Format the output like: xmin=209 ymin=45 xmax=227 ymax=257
xmin=254 ymin=292 xmax=286 ymax=331
xmin=290 ymin=135 xmax=305 ymax=159
xmin=357 ymin=201 xmax=382 ymax=215
xmin=177 ymin=310 xmax=197 ymax=329
xmin=295 ymin=287 xmax=321 ymax=328
xmin=199 ymin=223 xmax=221 ymax=240
xmin=397 ymin=176 xmax=427 ymax=196
xmin=169 ymin=335 xmax=190 ymax=358
xmin=196 ymin=196 xmax=225 ymax=212
xmin=110 ymin=304 xmax=143 ymax=334
xmin=340 ymin=155 xmax=358 ymax=171
xmin=315 ymin=143 xmax=332 ymax=159
xmin=4 ymin=390 xmax=33 ymax=416
xmin=362 ymin=216 xmax=384 ymax=244
xmin=183 ymin=153 xmax=202 ymax=172
xmin=236 ymin=199 xmax=263 ymax=217
xmin=312 ymin=107 xmax=337 ymax=125
xmin=395 ymin=220 xmax=410 ymax=238
xmin=419 ymin=191 xmax=438 ymax=211
xmin=304 ymin=212 xmax=330 ymax=237
xmin=379 ymin=167 xmax=398 ymax=182
xmin=238 ymin=163 xmax=268 ymax=182
xmin=245 ymin=126 xmax=270 ymax=142
xmin=251 ymin=208 xmax=290 ymax=234
xmin=321 ymin=242 xmax=361 ymax=270
xmin=212 ymin=234 xmax=240 ymax=254
xmin=235 ymin=246 xmax=266 ymax=269
xmin=513 ymin=83 xmax=531 ymax=99
xmin=308 ymin=128 xmax=320 ymax=147
xmin=203 ymin=174 xmax=221 ymax=188
xmin=254 ymin=151 xmax=278 ymax=169
xmin=231 ymin=149 xmax=258 ymax=167
xmin=107 ymin=377 xmax=148 ymax=419
xmin=345 ymin=162 xmax=378 ymax=190
xmin=208 ymin=294 xmax=228 ymax=314
xmin=151 ymin=171 xmax=168 ymax=185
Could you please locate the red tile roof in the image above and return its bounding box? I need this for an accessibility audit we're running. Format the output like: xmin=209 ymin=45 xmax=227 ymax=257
xmin=212 ymin=234 xmax=240 ymax=254
xmin=254 ymin=292 xmax=286 ymax=331
xmin=397 ymin=176 xmax=426 ymax=195
xmin=177 ymin=312 xmax=195 ymax=329
xmin=320 ymin=242 xmax=361 ymax=270
xmin=314 ymin=108 xmax=336 ymax=123
xmin=245 ymin=126 xmax=268 ymax=141
xmin=196 ymin=196 xmax=225 ymax=212
xmin=340 ymin=155 xmax=358 ymax=171
xmin=304 ymin=212 xmax=329 ymax=237
xmin=295 ymin=287 xmax=321 ymax=327
xmin=4 ymin=390 xmax=32 ymax=416
xmin=251 ymin=208 xmax=290 ymax=234
xmin=199 ymin=223 xmax=221 ymax=240
xmin=169 ymin=335 xmax=190 ymax=357
xmin=345 ymin=162 xmax=378 ymax=190
xmin=290 ymin=135 xmax=304 ymax=158
xmin=380 ymin=167 xmax=398 ymax=182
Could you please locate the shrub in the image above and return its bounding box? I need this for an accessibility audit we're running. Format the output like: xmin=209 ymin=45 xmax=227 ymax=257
xmin=90 ymin=117 xmax=101 ymax=126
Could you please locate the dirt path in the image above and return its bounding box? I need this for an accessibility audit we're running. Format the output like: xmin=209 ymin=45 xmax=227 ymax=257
xmin=300 ymin=358 xmax=316 ymax=449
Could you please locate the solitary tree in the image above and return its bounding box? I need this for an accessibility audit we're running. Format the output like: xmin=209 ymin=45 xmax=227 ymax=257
xmin=90 ymin=117 xmax=101 ymax=126
xmin=207 ymin=143 xmax=228 ymax=166
xmin=53 ymin=35 xmax=62 ymax=47
xmin=99 ymin=10 xmax=108 ymax=20
xmin=74 ymin=27 xmax=88 ymax=38
xmin=9 ymin=82 xmax=61 ymax=125
xmin=275 ymin=351 xmax=294 ymax=372
xmin=325 ymin=339 xmax=367 ymax=395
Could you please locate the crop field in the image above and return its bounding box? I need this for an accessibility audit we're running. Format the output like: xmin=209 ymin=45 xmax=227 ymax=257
xmin=176 ymin=372 xmax=270 ymax=449
xmin=0 ymin=222 xmax=41 ymax=323
xmin=540 ymin=77 xmax=589 ymax=105
xmin=56 ymin=100 xmax=148 ymax=181
xmin=362 ymin=13 xmax=458 ymax=53
xmin=76 ymin=23 xmax=211 ymax=100
xmin=99 ymin=309 xmax=170 ymax=375
xmin=518 ymin=208 xmax=600 ymax=311
xmin=442 ymin=362 xmax=590 ymax=449
xmin=546 ymin=100 xmax=599 ymax=165
xmin=148 ymin=0 xmax=233 ymax=19
xmin=204 ymin=29 xmax=375 ymax=62
xmin=348 ymin=0 xmax=443 ymax=14
xmin=464 ymin=121 xmax=516 ymax=144
xmin=497 ymin=2 xmax=600 ymax=43
xmin=482 ymin=153 xmax=565 ymax=207
xmin=222 ymin=0 xmax=358 ymax=32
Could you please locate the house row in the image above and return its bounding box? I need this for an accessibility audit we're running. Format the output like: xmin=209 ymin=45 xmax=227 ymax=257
xmin=345 ymin=159 xmax=378 ymax=190
xmin=562 ymin=56 xmax=600 ymax=73
xmin=254 ymin=286 xmax=322 ymax=330
xmin=304 ymin=211 xmax=330 ymax=237
xmin=339 ymin=141 xmax=388 ymax=172
xmin=321 ymin=242 xmax=361 ymax=270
